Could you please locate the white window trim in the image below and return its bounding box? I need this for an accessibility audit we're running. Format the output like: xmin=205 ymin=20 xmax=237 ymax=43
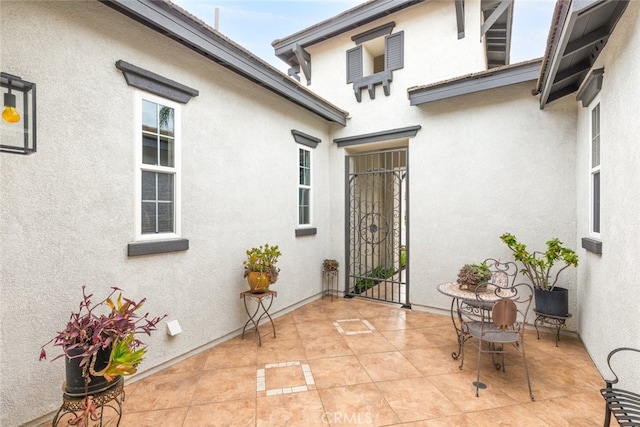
xmin=134 ymin=91 xmax=182 ymax=241
xmin=297 ymin=145 xmax=313 ymax=227
xmin=589 ymin=99 xmax=601 ymax=238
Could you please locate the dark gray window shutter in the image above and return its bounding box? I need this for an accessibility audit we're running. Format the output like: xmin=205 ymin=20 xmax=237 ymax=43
xmin=385 ymin=31 xmax=404 ymax=71
xmin=346 ymin=45 xmax=363 ymax=83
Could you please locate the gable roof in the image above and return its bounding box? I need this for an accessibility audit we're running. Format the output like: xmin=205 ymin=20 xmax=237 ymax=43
xmin=100 ymin=0 xmax=349 ymax=125
xmin=272 ymin=0 xmax=514 ymax=75
xmin=535 ymin=0 xmax=629 ymax=108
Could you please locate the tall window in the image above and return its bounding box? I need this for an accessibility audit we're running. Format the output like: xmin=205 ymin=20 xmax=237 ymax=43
xmin=590 ymin=102 xmax=600 ymax=235
xmin=298 ymin=147 xmax=311 ymax=226
xmin=137 ymin=93 xmax=180 ymax=239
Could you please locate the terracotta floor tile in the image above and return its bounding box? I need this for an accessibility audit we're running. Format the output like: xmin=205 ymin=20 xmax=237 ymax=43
xmin=191 ymin=366 xmax=256 ymax=405
xmin=119 ymin=407 xmax=189 ymax=426
xmin=464 ymin=404 xmax=551 ymax=426
xmin=38 ymin=297 xmax=606 ymax=427
xmin=318 ymin=383 xmax=401 ymax=427
xmin=256 ymin=338 xmax=307 ymax=365
xmin=357 ymin=351 xmax=422 ymax=382
xmin=256 ymin=390 xmax=325 ymax=426
xmin=302 ymin=334 xmax=353 ymax=359
xmin=122 ymin=371 xmax=200 ymax=411
xmin=375 ymin=377 xmax=461 ymax=422
xmin=308 ymin=355 xmax=372 ymax=389
xmin=182 ymin=399 xmax=256 ymax=427
xmin=344 ymin=331 xmax=397 ymax=354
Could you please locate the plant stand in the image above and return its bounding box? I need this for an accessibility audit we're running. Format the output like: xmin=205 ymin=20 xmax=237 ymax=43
xmin=322 ymin=269 xmax=339 ymax=300
xmin=52 ymin=377 xmax=125 ymax=427
xmin=533 ymin=309 xmax=572 ymax=347
xmin=240 ymin=290 xmax=277 ymax=346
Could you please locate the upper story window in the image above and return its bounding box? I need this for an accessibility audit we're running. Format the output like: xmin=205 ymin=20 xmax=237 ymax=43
xmin=346 ymin=22 xmax=404 ymax=102
xmin=590 ymin=102 xmax=601 ymax=236
xmin=298 ymin=147 xmax=312 ymax=226
xmin=291 ymin=130 xmax=319 ymax=237
xmin=136 ymin=92 xmax=181 ymax=240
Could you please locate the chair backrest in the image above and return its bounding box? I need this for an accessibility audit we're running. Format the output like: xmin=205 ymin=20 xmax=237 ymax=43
xmin=492 ymin=299 xmax=517 ymax=329
xmin=477 ymin=282 xmax=534 ymax=329
xmin=483 ymin=258 xmax=518 ymax=289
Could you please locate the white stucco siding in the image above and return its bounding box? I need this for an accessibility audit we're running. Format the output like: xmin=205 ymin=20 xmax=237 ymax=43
xmin=306 ymin=0 xmax=486 ymax=136
xmin=407 ymin=83 xmax=578 ymax=318
xmin=574 ymin=0 xmax=640 ymax=388
xmin=1 ymin=2 xmax=337 ymax=425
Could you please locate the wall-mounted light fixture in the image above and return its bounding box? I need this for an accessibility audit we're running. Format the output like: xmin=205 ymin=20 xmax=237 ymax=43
xmin=1 ymin=72 xmax=36 ymax=154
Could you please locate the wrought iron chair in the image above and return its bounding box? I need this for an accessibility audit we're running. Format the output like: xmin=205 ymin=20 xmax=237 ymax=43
xmin=601 ymin=346 xmax=640 ymax=426
xmin=459 ymin=282 xmax=534 ymax=400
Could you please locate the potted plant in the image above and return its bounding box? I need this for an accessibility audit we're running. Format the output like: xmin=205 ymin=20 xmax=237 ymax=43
xmin=500 ymin=232 xmax=578 ymax=316
xmin=243 ymin=243 xmax=281 ymax=293
xmin=322 ymin=259 xmax=339 ymax=272
xmin=40 ymin=286 xmax=166 ymax=425
xmin=456 ymin=261 xmax=492 ymax=291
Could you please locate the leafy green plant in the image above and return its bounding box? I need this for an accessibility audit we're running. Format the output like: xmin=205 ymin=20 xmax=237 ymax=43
xmin=355 ymin=265 xmax=395 ymax=292
xmin=243 ymin=243 xmax=282 ymax=284
xmin=400 ymin=247 xmax=407 ymax=268
xmin=500 ymin=232 xmax=578 ymax=291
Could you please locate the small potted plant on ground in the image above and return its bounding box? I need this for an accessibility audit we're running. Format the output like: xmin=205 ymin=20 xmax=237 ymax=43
xmin=457 ymin=261 xmax=492 ymax=291
xmin=500 ymin=232 xmax=578 ymax=316
xmin=243 ymin=243 xmax=281 ymax=293
xmin=40 ymin=286 xmax=166 ymax=425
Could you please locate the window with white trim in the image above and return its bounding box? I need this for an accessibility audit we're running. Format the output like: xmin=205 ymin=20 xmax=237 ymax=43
xmin=136 ymin=92 xmax=181 ymax=240
xmin=590 ymin=102 xmax=600 ymax=236
xmin=298 ymin=147 xmax=312 ymax=226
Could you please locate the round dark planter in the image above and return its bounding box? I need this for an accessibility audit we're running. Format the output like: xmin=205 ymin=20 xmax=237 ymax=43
xmin=534 ymin=286 xmax=569 ymax=317
xmin=64 ymin=346 xmax=119 ymax=396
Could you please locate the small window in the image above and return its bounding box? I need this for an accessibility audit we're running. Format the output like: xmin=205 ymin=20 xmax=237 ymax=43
xmin=590 ymin=102 xmax=600 ymax=235
xmin=136 ymin=92 xmax=181 ymax=240
xmin=298 ymin=147 xmax=311 ymax=226
xmin=346 ymin=31 xmax=404 ymax=83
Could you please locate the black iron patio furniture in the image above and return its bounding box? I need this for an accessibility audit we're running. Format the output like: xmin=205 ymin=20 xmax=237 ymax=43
xmin=601 ymin=346 xmax=640 ymax=426
xmin=458 ymin=282 xmax=535 ymax=400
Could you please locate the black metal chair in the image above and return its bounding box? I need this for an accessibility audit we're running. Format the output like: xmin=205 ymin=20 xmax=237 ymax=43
xmin=601 ymin=347 xmax=640 ymax=426
xmin=459 ymin=282 xmax=534 ymax=400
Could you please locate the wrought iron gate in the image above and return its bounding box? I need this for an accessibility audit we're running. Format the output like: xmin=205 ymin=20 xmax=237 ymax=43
xmin=345 ymin=149 xmax=409 ymax=307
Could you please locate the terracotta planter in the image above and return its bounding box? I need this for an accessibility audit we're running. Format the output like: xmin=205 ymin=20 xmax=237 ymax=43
xmin=247 ymin=271 xmax=270 ymax=293
xmin=64 ymin=346 xmax=120 ymax=396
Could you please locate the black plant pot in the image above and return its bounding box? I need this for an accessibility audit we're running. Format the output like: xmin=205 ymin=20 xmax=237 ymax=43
xmin=64 ymin=346 xmax=119 ymax=396
xmin=534 ymin=286 xmax=569 ymax=317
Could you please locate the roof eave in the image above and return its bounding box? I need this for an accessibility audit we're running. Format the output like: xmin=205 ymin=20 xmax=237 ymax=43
xmin=408 ymin=59 xmax=542 ymax=106
xmin=100 ymin=0 xmax=349 ymax=125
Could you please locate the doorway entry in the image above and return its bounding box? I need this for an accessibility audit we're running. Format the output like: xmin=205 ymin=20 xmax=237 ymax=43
xmin=345 ymin=148 xmax=409 ymax=307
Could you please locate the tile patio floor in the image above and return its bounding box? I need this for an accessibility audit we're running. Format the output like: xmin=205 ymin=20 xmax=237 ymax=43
xmin=41 ymin=296 xmax=607 ymax=426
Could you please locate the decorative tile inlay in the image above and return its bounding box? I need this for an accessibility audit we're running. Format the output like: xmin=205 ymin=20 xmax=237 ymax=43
xmin=333 ymin=318 xmax=376 ymax=335
xmin=257 ymin=361 xmax=315 ymax=396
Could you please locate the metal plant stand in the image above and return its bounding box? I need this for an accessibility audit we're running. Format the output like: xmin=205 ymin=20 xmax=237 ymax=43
xmin=533 ymin=310 xmax=572 ymax=346
xmin=52 ymin=377 xmax=125 ymax=427
xmin=240 ymin=290 xmax=277 ymax=346
xmin=323 ymin=269 xmax=339 ymax=300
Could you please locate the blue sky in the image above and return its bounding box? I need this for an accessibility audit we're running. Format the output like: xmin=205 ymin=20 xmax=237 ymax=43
xmin=172 ymin=0 xmax=556 ymax=71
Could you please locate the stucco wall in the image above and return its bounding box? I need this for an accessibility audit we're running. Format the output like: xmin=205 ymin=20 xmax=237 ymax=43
xmin=0 ymin=2 xmax=339 ymax=425
xmin=574 ymin=0 xmax=640 ymax=389
xmin=308 ymin=0 xmax=486 ymax=136
xmin=408 ymin=82 xmax=578 ymax=317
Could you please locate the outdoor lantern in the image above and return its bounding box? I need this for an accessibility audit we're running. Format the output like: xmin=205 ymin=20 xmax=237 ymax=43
xmin=1 ymin=72 xmax=36 ymax=154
